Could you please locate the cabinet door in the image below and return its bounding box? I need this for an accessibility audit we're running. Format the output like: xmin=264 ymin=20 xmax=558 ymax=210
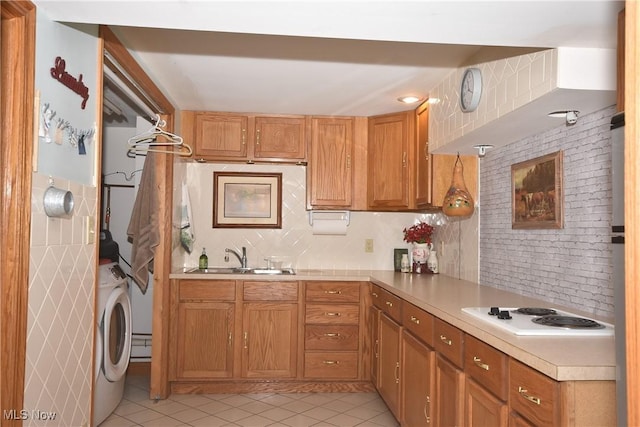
xmin=415 ymin=101 xmax=432 ymax=208
xmin=370 ymin=306 xmax=380 ymax=386
xmin=307 ymin=117 xmax=354 ymax=208
xmin=253 ymin=116 xmax=306 ymax=161
xmin=401 ymin=330 xmax=435 ymax=427
xmin=242 ymin=302 xmax=298 ymax=378
xmin=435 ymin=354 xmax=465 ymax=427
xmin=175 ymin=302 xmax=234 ymax=379
xmin=368 ymin=112 xmax=412 ymax=209
xmin=378 ymin=313 xmax=402 ymax=419
xmin=465 ymin=378 xmax=508 ymax=427
xmin=194 ymin=113 xmax=249 ymax=159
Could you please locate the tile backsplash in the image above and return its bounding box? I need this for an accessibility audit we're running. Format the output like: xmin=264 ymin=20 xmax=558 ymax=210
xmin=173 ymin=162 xmax=478 ymax=280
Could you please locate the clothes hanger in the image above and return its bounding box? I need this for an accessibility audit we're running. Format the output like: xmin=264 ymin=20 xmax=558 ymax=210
xmin=126 ymin=114 xmax=192 ymax=157
xmin=126 ymin=143 xmax=193 ymax=158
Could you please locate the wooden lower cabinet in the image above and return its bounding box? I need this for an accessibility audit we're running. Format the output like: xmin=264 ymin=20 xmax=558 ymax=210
xmin=378 ymin=313 xmax=402 ymax=419
xmin=435 ymin=354 xmax=465 ymax=427
xmin=400 ymin=330 xmax=435 ymax=426
xmin=370 ymin=306 xmax=380 ymax=386
xmin=242 ymin=302 xmax=297 ymax=378
xmin=465 ymin=377 xmax=508 ymax=427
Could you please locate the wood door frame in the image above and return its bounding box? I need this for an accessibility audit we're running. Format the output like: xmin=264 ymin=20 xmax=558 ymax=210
xmin=100 ymin=25 xmax=176 ymax=400
xmin=1 ymin=2 xmax=36 ymax=425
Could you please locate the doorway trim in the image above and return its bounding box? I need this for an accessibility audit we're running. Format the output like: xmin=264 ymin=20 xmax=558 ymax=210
xmin=1 ymin=0 xmax=36 ymax=422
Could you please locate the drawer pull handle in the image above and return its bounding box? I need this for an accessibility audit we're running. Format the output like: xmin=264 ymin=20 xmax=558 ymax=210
xmin=324 ymin=290 xmax=342 ymax=295
xmin=394 ymin=361 xmax=400 ymax=384
xmin=374 ymin=339 xmax=379 ymax=358
xmin=241 ymin=129 xmax=246 ymax=145
xmin=473 ymin=356 xmax=490 ymax=371
xmin=256 ymin=128 xmax=261 ymax=145
xmin=439 ymin=335 xmax=452 ymax=346
xmin=325 ymin=312 xmax=341 ymax=317
xmin=228 ymin=331 xmax=233 ymax=347
xmin=410 ymin=315 xmax=420 ymax=325
xmin=324 ymin=333 xmax=341 ymax=337
xmin=385 ymin=301 xmax=393 ymax=307
xmin=323 ymin=360 xmax=339 ymax=365
xmin=243 ymin=331 xmax=248 ymax=349
xmin=518 ymin=387 xmax=541 ymax=405
xmin=424 ymin=395 xmax=431 ymax=424
xmin=372 ymin=292 xmax=379 ymax=298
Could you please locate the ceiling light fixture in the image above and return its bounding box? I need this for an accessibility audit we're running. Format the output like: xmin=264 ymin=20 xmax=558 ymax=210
xmin=548 ymin=110 xmax=580 ymax=125
xmin=397 ymin=95 xmax=421 ymax=104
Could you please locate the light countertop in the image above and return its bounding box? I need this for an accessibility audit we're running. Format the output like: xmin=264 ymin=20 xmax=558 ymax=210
xmin=170 ymin=269 xmax=616 ymax=382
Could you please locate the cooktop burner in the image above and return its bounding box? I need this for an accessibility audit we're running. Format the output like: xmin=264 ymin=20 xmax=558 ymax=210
xmin=532 ymin=315 xmax=605 ymax=329
xmin=461 ymin=306 xmax=615 ymax=336
xmin=515 ymin=307 xmax=557 ymax=316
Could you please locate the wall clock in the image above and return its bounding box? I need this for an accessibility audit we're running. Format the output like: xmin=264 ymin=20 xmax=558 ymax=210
xmin=460 ymin=67 xmax=482 ymax=112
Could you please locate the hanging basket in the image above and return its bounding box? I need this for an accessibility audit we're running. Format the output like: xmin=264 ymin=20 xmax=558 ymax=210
xmin=442 ymin=154 xmax=474 ymax=217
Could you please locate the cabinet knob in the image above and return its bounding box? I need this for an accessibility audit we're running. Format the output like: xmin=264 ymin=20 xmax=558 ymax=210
xmin=385 ymin=301 xmax=393 ymax=307
xmin=371 ymin=292 xmax=379 ymax=298
xmin=410 ymin=315 xmax=420 ymax=325
xmin=324 ymin=333 xmax=341 ymax=337
xmin=323 ymin=360 xmax=339 ymax=365
xmin=325 ymin=312 xmax=341 ymax=317
xmin=324 ymin=290 xmax=342 ymax=295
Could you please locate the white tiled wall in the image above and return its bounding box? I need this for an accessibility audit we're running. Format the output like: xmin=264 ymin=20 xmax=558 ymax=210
xmin=479 ymin=106 xmax=616 ymax=318
xmin=173 ymin=162 xmax=478 ymax=278
xmin=25 ymin=173 xmax=96 ymax=427
xmin=429 ymin=49 xmax=557 ymax=151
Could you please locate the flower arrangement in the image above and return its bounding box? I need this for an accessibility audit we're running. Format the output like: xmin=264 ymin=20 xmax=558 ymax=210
xmin=403 ymin=221 xmax=434 ymax=244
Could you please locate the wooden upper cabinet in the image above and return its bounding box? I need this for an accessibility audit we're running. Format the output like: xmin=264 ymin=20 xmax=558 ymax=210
xmin=415 ymin=101 xmax=431 ymax=208
xmin=367 ymin=111 xmax=414 ymax=210
xmin=186 ymin=111 xmax=307 ymax=163
xmin=307 ymin=117 xmax=355 ymax=209
xmin=253 ymin=115 xmax=307 ymax=161
xmin=193 ymin=112 xmax=249 ymax=159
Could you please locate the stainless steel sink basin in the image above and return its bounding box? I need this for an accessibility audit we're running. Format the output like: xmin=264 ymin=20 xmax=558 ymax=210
xmin=185 ymin=267 xmax=295 ymax=275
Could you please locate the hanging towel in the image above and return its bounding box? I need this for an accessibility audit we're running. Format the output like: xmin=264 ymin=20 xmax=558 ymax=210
xmin=127 ymin=151 xmax=160 ymax=294
xmin=180 ymin=182 xmax=195 ymax=254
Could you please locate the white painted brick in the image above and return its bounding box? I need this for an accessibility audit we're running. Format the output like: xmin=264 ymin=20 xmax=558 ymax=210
xmin=479 ymin=105 xmax=617 ymax=317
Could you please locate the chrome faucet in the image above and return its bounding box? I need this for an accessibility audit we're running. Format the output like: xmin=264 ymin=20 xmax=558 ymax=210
xmin=225 ymin=247 xmax=248 ymax=268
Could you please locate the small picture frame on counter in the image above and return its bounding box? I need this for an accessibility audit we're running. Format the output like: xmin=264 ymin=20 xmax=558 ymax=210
xmin=394 ymin=248 xmax=409 ymax=272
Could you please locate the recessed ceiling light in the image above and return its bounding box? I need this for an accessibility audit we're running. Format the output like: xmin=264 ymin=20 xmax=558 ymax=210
xmin=548 ymin=110 xmax=580 ymax=125
xmin=397 ymin=96 xmax=421 ymax=104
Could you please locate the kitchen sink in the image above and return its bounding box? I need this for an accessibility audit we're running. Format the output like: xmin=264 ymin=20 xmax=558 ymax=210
xmin=185 ymin=267 xmax=296 ymax=275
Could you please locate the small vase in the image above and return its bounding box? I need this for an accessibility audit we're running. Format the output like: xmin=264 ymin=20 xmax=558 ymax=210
xmin=427 ymin=250 xmax=439 ymax=274
xmin=411 ymin=243 xmax=430 ymax=273
xmin=442 ymin=154 xmax=474 ymax=217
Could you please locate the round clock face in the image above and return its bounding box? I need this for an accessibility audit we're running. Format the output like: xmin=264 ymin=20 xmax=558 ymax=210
xmin=460 ymin=68 xmax=482 ymax=112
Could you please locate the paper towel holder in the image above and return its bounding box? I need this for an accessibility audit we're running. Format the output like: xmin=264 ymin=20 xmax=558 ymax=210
xmin=308 ymin=210 xmax=350 ymax=226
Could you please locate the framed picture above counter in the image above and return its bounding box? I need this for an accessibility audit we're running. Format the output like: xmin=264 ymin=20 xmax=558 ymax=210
xmin=213 ymin=172 xmax=282 ymax=228
xmin=512 ymin=151 xmax=563 ymax=229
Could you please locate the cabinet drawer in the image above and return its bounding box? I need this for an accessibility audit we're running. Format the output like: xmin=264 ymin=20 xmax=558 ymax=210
xmin=433 ymin=318 xmax=464 ymax=368
xmin=243 ymin=281 xmax=298 ymax=301
xmin=305 ymin=325 xmax=359 ymax=351
xmin=465 ymin=334 xmax=508 ymax=401
xmin=179 ymin=280 xmax=235 ymax=301
xmin=305 ymin=304 xmax=359 ymax=324
xmin=371 ymin=286 xmax=402 ymax=322
xmin=402 ymin=302 xmax=433 ymax=347
xmin=304 ymin=352 xmax=358 ymax=379
xmin=509 ymin=359 xmax=559 ymax=426
xmin=305 ymin=281 xmax=360 ymax=302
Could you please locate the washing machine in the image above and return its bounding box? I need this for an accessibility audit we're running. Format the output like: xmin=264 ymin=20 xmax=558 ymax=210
xmin=93 ymin=262 xmax=132 ymax=426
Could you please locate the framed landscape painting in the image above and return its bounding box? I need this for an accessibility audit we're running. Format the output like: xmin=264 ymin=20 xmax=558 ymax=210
xmin=512 ymin=151 xmax=563 ymax=229
xmin=213 ymin=172 xmax=282 ymax=228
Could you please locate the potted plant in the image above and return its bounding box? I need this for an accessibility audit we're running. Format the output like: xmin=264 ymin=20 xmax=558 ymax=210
xmin=403 ymin=222 xmax=434 ymax=273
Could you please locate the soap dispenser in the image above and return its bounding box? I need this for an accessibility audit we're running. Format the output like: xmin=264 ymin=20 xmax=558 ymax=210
xmin=199 ymin=248 xmax=208 ymax=270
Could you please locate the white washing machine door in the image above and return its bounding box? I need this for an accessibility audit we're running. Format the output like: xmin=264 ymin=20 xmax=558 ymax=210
xmin=101 ymin=285 xmax=132 ymax=382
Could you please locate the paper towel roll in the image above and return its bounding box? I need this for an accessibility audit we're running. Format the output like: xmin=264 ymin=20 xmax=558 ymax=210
xmin=312 ymin=219 xmax=348 ymax=235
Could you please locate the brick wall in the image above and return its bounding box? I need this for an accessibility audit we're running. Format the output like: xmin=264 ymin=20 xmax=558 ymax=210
xmin=479 ymin=106 xmax=616 ymax=317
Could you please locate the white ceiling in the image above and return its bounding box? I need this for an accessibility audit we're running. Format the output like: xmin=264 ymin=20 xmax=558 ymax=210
xmin=34 ymin=1 xmax=624 ymax=122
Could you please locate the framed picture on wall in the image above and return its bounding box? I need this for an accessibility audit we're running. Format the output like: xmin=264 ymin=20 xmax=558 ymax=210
xmin=512 ymin=151 xmax=563 ymax=229
xmin=213 ymin=172 xmax=282 ymax=228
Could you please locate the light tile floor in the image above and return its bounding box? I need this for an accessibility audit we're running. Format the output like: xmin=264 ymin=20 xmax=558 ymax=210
xmin=99 ymin=375 xmax=399 ymax=427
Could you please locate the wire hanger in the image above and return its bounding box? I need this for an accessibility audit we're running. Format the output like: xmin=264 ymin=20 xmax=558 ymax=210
xmin=127 ymin=114 xmax=192 ymax=157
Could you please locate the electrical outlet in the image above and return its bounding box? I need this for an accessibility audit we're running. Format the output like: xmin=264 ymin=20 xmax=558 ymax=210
xmin=365 ymin=239 xmax=374 ymax=253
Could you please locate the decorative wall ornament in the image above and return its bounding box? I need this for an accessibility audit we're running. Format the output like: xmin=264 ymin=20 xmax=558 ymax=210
xmin=50 ymin=56 xmax=90 ymax=109
xmin=38 ymin=102 xmax=94 ymax=154
xmin=442 ymin=154 xmax=475 ymax=218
